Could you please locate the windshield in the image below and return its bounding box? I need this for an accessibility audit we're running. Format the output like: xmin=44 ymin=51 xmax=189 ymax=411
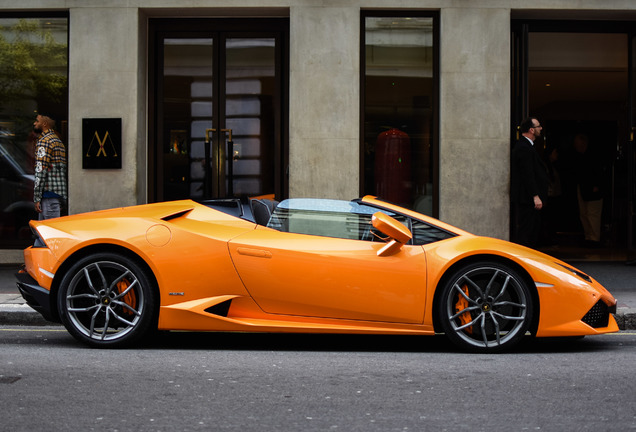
xmin=267 ymin=198 xmax=455 ymax=245
xmin=267 ymin=198 xmax=399 ymax=241
xmin=272 ymin=198 xmax=390 ymax=215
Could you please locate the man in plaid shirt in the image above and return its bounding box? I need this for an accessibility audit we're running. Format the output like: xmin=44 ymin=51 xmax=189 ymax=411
xmin=33 ymin=115 xmax=67 ymax=219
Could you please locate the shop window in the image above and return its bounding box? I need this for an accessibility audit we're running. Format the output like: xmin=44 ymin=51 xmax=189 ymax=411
xmin=0 ymin=14 xmax=68 ymax=248
xmin=362 ymin=13 xmax=438 ymax=215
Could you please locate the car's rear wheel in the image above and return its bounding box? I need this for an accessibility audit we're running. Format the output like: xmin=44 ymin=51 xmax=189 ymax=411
xmin=438 ymin=261 xmax=533 ymax=353
xmin=57 ymin=252 xmax=156 ymax=348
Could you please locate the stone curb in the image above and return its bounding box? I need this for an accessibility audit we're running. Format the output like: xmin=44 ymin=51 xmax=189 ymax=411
xmin=2 ymin=304 xmax=636 ymax=330
xmin=615 ymin=308 xmax=636 ymax=331
xmin=0 ymin=304 xmax=55 ymax=326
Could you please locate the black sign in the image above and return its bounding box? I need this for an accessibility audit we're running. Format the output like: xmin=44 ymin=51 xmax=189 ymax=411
xmin=82 ymin=118 xmax=122 ymax=169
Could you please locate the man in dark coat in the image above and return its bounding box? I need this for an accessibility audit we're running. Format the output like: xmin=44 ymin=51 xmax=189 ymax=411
xmin=511 ymin=117 xmax=550 ymax=247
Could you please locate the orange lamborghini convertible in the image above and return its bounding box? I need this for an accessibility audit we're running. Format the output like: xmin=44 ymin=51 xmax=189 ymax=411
xmin=16 ymin=196 xmax=618 ymax=352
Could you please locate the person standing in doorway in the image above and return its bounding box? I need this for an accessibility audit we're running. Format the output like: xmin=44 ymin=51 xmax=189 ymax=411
xmin=511 ymin=117 xmax=549 ymax=247
xmin=33 ymin=114 xmax=67 ymax=219
xmin=573 ymin=133 xmax=604 ymax=247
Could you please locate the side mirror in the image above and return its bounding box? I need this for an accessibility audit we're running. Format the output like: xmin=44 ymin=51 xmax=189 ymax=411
xmin=371 ymin=212 xmax=412 ymax=257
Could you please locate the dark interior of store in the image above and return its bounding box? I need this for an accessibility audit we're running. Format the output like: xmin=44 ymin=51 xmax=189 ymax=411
xmin=527 ymin=31 xmax=635 ymax=262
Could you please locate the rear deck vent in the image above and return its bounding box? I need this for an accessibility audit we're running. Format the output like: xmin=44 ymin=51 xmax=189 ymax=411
xmin=162 ymin=209 xmax=193 ymax=221
xmin=205 ymin=300 xmax=232 ymax=317
xmin=581 ymin=301 xmax=610 ymax=328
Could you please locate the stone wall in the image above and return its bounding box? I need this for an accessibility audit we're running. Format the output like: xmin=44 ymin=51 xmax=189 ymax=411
xmin=2 ymin=0 xmax=635 ymax=242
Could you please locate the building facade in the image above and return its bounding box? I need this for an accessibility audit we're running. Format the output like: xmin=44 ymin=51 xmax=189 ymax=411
xmin=1 ymin=1 xmax=636 ymax=263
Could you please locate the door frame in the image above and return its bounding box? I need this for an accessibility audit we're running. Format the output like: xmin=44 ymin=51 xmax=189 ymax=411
xmin=148 ymin=18 xmax=289 ymax=202
xmin=511 ymin=19 xmax=636 ymax=251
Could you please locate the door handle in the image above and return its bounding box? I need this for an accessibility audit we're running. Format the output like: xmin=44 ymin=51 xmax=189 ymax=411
xmin=206 ymin=128 xmax=233 ymax=143
xmin=203 ymin=128 xmax=215 ymax=198
xmin=237 ymin=247 xmax=272 ymax=259
xmin=204 ymin=128 xmax=236 ymax=197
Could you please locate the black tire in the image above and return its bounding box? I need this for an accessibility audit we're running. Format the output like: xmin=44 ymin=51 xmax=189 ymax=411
xmin=438 ymin=261 xmax=534 ymax=353
xmin=57 ymin=252 xmax=156 ymax=348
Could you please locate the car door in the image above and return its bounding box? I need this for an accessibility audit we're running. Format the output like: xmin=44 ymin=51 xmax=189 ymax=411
xmin=228 ymin=227 xmax=427 ymax=324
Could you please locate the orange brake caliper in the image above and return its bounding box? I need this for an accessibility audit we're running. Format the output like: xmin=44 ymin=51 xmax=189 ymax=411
xmin=454 ymin=285 xmax=473 ymax=334
xmin=116 ymin=279 xmax=137 ymax=316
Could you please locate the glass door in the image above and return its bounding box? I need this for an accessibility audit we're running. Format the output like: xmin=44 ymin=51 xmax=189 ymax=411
xmin=161 ymin=37 xmax=214 ymax=201
xmin=628 ymin=33 xmax=636 ymax=251
xmin=225 ymin=37 xmax=278 ymax=198
xmin=151 ymin=20 xmax=287 ymax=202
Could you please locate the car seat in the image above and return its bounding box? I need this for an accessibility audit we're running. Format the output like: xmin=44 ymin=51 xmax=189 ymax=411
xmin=251 ymin=199 xmax=279 ymax=226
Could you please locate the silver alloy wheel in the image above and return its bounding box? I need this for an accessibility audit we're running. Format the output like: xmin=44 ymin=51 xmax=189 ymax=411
xmin=65 ymin=260 xmax=145 ymax=342
xmin=443 ymin=265 xmax=530 ymax=350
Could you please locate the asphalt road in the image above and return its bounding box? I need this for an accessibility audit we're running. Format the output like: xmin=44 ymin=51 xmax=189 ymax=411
xmin=1 ymin=328 xmax=635 ymax=431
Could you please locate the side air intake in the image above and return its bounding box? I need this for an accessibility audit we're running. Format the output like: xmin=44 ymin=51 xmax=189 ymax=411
xmin=205 ymin=300 xmax=232 ymax=317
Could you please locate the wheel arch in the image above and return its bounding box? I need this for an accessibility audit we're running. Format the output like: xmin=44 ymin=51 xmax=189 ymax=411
xmin=49 ymin=244 xmax=160 ymax=324
xmin=431 ymin=254 xmax=540 ymax=336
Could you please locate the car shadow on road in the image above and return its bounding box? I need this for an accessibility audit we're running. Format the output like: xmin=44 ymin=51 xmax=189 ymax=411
xmin=138 ymin=331 xmax=618 ymax=354
xmin=142 ymin=331 xmax=454 ymax=353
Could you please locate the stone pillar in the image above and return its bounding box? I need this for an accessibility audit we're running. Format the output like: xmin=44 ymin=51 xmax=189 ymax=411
xmin=438 ymin=7 xmax=511 ymax=239
xmin=288 ymin=5 xmax=360 ymax=199
xmin=67 ymin=7 xmax=144 ymax=214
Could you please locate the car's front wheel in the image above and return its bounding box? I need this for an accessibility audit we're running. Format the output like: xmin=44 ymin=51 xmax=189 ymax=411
xmin=438 ymin=261 xmax=534 ymax=353
xmin=57 ymin=252 xmax=156 ymax=348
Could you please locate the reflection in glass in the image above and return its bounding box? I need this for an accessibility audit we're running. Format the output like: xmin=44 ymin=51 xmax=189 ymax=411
xmin=363 ymin=16 xmax=435 ymax=214
xmin=0 ymin=16 xmax=68 ymax=248
xmin=225 ymin=38 xmax=275 ymax=196
xmin=162 ymin=38 xmax=214 ymax=200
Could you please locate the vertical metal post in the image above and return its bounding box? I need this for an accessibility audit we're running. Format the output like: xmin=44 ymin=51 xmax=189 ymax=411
xmin=204 ymin=128 xmax=215 ymax=199
xmin=204 ymin=128 xmax=234 ymax=198
xmin=221 ymin=128 xmax=234 ymax=197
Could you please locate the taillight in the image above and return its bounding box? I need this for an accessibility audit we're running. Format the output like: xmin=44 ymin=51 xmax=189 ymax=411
xmin=31 ymin=227 xmax=47 ymax=248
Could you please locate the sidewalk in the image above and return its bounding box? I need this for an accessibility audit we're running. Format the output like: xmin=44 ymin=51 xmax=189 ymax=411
xmin=1 ymin=261 xmax=635 ymax=329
